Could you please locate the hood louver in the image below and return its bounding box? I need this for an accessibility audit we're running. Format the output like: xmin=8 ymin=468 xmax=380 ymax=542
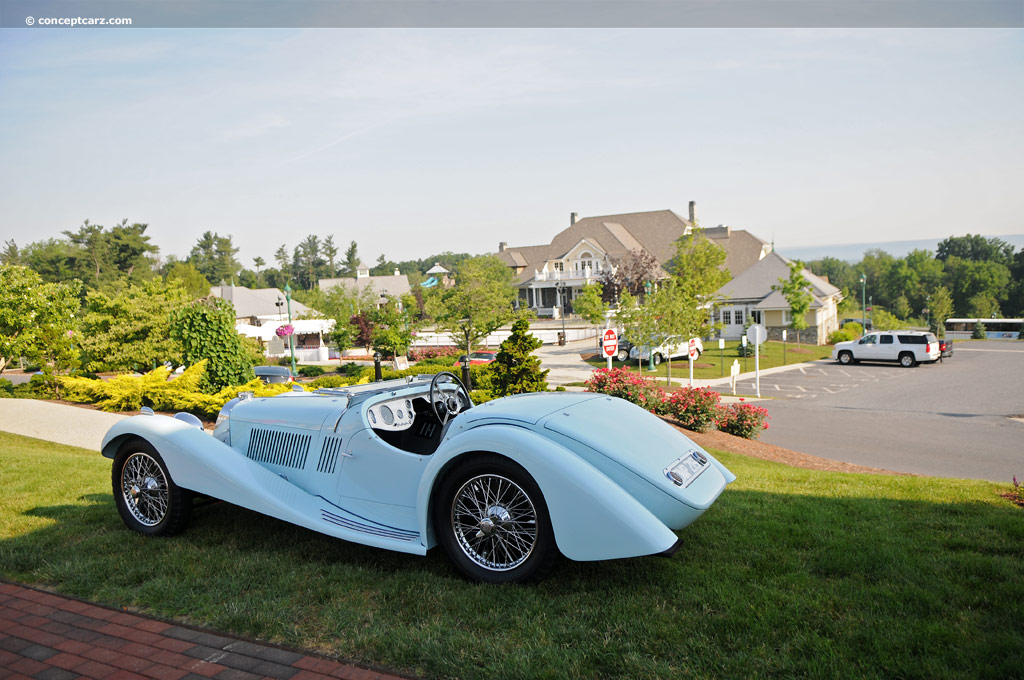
xmin=246 ymin=428 xmax=311 ymax=470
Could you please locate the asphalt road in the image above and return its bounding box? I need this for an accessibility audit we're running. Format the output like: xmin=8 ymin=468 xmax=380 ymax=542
xmin=756 ymin=340 xmax=1024 ymax=482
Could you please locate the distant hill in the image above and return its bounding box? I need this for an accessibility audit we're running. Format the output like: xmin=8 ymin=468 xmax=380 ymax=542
xmin=777 ymin=234 xmax=1024 ymax=263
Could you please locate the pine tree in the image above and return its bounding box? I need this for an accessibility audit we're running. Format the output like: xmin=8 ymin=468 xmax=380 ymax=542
xmin=490 ymin=319 xmax=549 ymax=396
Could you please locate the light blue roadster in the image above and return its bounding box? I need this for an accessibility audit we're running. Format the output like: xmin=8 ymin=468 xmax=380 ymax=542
xmin=101 ymin=372 xmax=735 ymax=583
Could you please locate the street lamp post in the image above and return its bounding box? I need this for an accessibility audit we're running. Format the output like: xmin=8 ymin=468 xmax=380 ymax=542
xmin=557 ymin=282 xmax=567 ymax=345
xmin=284 ymin=283 xmax=297 ymax=376
xmin=860 ymin=275 xmax=867 ymax=331
xmin=644 ymin=281 xmax=655 ymax=372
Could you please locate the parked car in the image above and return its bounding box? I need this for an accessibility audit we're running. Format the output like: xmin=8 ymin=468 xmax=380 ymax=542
xmin=831 ymin=331 xmax=940 ymax=367
xmin=254 ymin=366 xmax=294 ymax=384
xmin=841 ymin=318 xmax=874 ymax=331
xmin=939 ymin=338 xmax=954 ymax=358
xmin=100 ymin=373 xmax=734 ymax=583
xmin=452 ymin=351 xmax=497 ymax=367
xmin=629 ymin=337 xmax=704 ymax=365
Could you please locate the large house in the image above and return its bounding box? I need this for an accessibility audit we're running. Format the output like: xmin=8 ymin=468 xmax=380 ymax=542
xmin=495 ymin=205 xmax=772 ymax=317
xmin=319 ymin=261 xmax=410 ymax=308
xmin=714 ymin=252 xmax=842 ymax=345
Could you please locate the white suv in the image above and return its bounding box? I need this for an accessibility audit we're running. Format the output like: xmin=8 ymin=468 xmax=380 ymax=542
xmin=629 ymin=337 xmax=704 ymax=365
xmin=832 ymin=331 xmax=940 ymax=367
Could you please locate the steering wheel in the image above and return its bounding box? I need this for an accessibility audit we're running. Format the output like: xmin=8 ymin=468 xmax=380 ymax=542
xmin=429 ymin=371 xmax=472 ymax=425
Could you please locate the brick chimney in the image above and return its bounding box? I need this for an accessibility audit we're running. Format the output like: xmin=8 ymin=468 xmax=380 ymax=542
xmin=498 ymin=242 xmax=507 ymax=252
xmin=688 ymin=201 xmax=696 ymax=224
xmin=570 ymin=212 xmax=578 ymax=225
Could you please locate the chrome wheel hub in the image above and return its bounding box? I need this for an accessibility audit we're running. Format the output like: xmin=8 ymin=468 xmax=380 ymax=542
xmin=451 ymin=474 xmax=537 ymax=571
xmin=121 ymin=453 xmax=169 ymax=527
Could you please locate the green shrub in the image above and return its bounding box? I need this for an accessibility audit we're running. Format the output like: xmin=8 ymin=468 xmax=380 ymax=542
xmin=717 ymin=402 xmax=770 ymax=439
xmin=828 ymin=328 xmax=857 ymax=344
xmin=298 ymin=365 xmax=325 ymax=378
xmin=972 ymin=322 xmax=987 ymax=339
xmin=308 ymin=374 xmax=370 ymax=389
xmin=470 ymin=389 xmax=495 ymax=404
xmin=58 ymin=361 xmax=297 ymax=418
xmin=840 ymin=321 xmax=863 ymax=336
xmin=663 ymin=387 xmax=721 ymax=432
xmin=0 ymin=378 xmax=13 ymax=397
xmin=490 ymin=319 xmax=549 ymax=396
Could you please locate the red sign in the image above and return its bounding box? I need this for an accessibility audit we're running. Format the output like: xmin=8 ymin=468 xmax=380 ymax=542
xmin=688 ymin=338 xmax=699 ymax=360
xmin=602 ymin=329 xmax=618 ymax=357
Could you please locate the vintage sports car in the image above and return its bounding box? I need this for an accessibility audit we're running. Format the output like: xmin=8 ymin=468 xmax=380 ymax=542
xmin=101 ymin=372 xmax=735 ymax=583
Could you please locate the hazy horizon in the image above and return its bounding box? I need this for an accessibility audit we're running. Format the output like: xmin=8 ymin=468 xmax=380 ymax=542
xmin=2 ymin=29 xmax=1021 ymax=268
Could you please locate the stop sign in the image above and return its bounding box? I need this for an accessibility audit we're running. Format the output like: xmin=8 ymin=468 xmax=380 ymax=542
xmin=602 ymin=329 xmax=618 ymax=357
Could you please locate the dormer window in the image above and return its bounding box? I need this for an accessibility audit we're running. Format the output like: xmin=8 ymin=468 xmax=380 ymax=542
xmin=553 ymin=262 xmax=564 ymax=272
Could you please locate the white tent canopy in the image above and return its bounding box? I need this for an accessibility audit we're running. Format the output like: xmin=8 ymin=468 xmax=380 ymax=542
xmin=236 ymin=319 xmax=336 ymax=341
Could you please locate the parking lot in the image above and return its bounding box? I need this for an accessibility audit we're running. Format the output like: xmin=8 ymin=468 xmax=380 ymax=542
xmin=734 ymin=363 xmax=909 ymax=399
xmin=756 ymin=341 xmax=1024 ymax=482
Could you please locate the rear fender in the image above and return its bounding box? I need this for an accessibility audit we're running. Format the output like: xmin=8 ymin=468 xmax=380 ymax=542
xmin=417 ymin=424 xmax=678 ymax=561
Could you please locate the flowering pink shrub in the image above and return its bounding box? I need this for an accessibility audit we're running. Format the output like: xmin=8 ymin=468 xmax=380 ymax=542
xmin=717 ymin=402 xmax=770 ymax=439
xmin=585 ymin=367 xmax=667 ymax=413
xmin=408 ymin=346 xmax=463 ymax=361
xmin=663 ymin=387 xmax=721 ymax=432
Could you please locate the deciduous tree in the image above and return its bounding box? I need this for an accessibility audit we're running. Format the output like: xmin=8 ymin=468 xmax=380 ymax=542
xmin=429 ymin=255 xmax=517 ymax=355
xmin=0 ymin=265 xmax=81 ymax=375
xmin=78 ymin=279 xmax=190 ymax=372
xmin=773 ymin=260 xmax=813 ymax=347
xmin=571 ymin=282 xmax=608 ymax=325
xmin=169 ymin=297 xmax=255 ymax=391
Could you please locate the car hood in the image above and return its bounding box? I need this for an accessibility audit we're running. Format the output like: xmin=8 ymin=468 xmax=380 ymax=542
xmin=229 ymin=393 xmax=349 ymax=431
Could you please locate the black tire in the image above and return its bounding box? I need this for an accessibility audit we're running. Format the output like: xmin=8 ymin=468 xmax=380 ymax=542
xmin=899 ymin=352 xmax=917 ymax=368
xmin=434 ymin=454 xmax=557 ymax=584
xmin=652 ymin=353 xmax=663 ymax=366
xmin=838 ymin=351 xmax=854 ymax=365
xmin=112 ymin=438 xmax=191 ymax=537
xmin=616 ymin=348 xmax=629 ymax=362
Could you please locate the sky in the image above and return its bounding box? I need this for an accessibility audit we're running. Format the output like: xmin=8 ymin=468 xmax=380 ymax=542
xmin=0 ymin=28 xmax=1021 ymax=268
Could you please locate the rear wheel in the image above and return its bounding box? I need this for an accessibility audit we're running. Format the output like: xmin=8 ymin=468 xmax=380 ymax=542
xmin=616 ymin=348 xmax=629 ymax=362
xmin=435 ymin=455 xmax=556 ymax=584
xmin=112 ymin=438 xmax=191 ymax=537
xmin=652 ymin=353 xmax=663 ymax=366
xmin=899 ymin=352 xmax=917 ymax=368
xmin=838 ymin=351 xmax=854 ymax=365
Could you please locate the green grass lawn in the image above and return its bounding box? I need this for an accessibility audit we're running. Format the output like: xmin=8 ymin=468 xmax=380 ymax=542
xmin=2 ymin=431 xmax=1022 ymax=679
xmin=586 ymin=341 xmax=835 ymax=382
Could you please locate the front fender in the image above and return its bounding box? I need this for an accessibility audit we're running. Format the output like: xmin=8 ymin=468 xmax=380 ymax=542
xmin=417 ymin=424 xmax=678 ymax=561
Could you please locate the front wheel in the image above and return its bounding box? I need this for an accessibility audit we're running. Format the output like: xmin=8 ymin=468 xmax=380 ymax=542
xmin=837 ymin=351 xmax=854 ymax=365
xmin=616 ymin=348 xmax=629 ymax=362
xmin=899 ymin=352 xmax=917 ymax=368
xmin=112 ymin=438 xmax=191 ymax=536
xmin=435 ymin=455 xmax=557 ymax=584
xmin=652 ymin=353 xmax=663 ymax=366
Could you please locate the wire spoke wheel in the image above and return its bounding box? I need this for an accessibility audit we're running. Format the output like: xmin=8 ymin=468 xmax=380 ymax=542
xmin=451 ymin=474 xmax=538 ymax=571
xmin=112 ymin=439 xmax=190 ymax=537
xmin=120 ymin=452 xmax=169 ymax=526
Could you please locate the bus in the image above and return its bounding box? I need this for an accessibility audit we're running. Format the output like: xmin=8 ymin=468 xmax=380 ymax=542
xmin=944 ymin=318 xmax=1023 ymax=340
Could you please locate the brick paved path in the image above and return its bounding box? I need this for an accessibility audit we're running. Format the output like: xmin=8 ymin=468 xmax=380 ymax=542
xmin=0 ymin=582 xmax=411 ymax=680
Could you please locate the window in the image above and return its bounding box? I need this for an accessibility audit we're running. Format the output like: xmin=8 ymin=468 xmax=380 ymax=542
xmin=751 ymin=311 xmax=762 ymax=324
xmin=721 ymin=310 xmax=732 ymax=325
xmin=880 ymin=335 xmax=894 ymax=344
xmin=782 ymin=310 xmax=791 ymax=325
xmin=553 ymin=262 xmax=564 ymax=272
xmin=735 ymin=310 xmax=744 ymax=325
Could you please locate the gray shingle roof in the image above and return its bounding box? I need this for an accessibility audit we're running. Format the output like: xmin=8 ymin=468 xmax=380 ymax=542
xmin=717 ymin=251 xmax=840 ymax=306
xmin=209 ymin=285 xmax=314 ymax=319
xmin=319 ymin=274 xmax=411 ymax=299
